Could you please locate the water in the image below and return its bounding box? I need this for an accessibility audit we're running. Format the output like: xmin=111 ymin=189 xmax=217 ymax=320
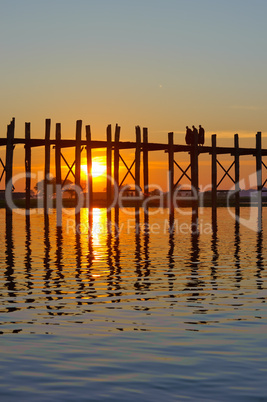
xmin=0 ymin=207 xmax=266 ymax=401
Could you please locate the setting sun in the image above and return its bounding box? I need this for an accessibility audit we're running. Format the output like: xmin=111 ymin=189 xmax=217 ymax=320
xmin=81 ymin=160 xmax=106 ymax=178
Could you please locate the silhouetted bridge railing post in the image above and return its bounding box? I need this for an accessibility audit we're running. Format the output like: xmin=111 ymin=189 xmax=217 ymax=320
xmin=0 ymin=118 xmax=266 ymax=219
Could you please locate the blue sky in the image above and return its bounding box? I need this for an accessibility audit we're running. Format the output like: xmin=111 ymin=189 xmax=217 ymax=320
xmin=1 ymin=0 xmax=267 ymax=146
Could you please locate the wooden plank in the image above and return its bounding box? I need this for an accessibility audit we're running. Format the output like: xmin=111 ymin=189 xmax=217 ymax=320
xmin=55 ymin=123 xmax=62 ymax=226
xmin=114 ymin=124 xmax=120 ymax=205
xmin=75 ymin=120 xmax=82 ymax=200
xmin=211 ymin=134 xmax=217 ymax=211
xmin=86 ymin=125 xmax=93 ymax=211
xmin=5 ymin=118 xmax=15 ymax=214
xmin=143 ymin=127 xmax=149 ymax=197
xmin=135 ymin=126 xmax=141 ymax=196
xmin=106 ymin=124 xmax=112 ymax=208
xmin=256 ymin=131 xmax=262 ymax=210
xmin=234 ymin=134 xmax=240 ymax=215
xmin=44 ymin=119 xmax=51 ymax=213
xmin=25 ymin=122 xmax=31 ymax=210
xmin=168 ymin=132 xmax=174 ymax=212
xmin=190 ymin=126 xmax=199 ymax=208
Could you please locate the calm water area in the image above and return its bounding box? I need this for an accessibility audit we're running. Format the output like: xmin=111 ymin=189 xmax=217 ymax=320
xmin=0 ymin=207 xmax=266 ymax=401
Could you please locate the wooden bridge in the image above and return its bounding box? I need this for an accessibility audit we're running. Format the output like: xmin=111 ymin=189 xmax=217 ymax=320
xmin=0 ymin=118 xmax=266 ymax=215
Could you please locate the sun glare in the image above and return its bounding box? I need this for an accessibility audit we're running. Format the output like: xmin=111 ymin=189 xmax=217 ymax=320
xmin=81 ymin=160 xmax=106 ymax=178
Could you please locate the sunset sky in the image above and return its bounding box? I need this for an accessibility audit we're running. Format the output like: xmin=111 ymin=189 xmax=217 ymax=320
xmin=1 ymin=0 xmax=267 ymax=190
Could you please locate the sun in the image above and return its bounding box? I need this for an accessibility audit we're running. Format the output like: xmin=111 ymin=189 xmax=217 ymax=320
xmin=81 ymin=160 xmax=106 ymax=178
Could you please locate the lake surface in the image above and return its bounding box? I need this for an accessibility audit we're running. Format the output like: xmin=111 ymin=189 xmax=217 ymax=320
xmin=0 ymin=207 xmax=266 ymax=401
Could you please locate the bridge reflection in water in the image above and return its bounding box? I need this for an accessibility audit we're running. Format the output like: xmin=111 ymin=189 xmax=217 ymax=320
xmin=1 ymin=205 xmax=265 ymax=324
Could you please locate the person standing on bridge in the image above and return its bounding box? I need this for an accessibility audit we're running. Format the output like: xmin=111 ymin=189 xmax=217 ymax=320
xmin=198 ymin=125 xmax=205 ymax=145
xmin=192 ymin=125 xmax=198 ymax=144
xmin=185 ymin=126 xmax=192 ymax=145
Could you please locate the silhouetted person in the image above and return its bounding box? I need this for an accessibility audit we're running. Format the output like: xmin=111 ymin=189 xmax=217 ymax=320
xmin=185 ymin=126 xmax=192 ymax=145
xmin=192 ymin=125 xmax=198 ymax=145
xmin=198 ymin=125 xmax=205 ymax=145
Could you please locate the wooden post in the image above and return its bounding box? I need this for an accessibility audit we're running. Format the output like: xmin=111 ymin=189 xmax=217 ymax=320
xmin=44 ymin=119 xmax=51 ymax=213
xmin=143 ymin=127 xmax=149 ymax=198
xmin=190 ymin=128 xmax=199 ymax=208
xmin=114 ymin=124 xmax=120 ymax=206
xmin=211 ymin=134 xmax=217 ymax=211
xmin=234 ymin=134 xmax=240 ymax=215
xmin=135 ymin=126 xmax=141 ymax=196
xmin=55 ymin=123 xmax=62 ymax=226
xmin=75 ymin=120 xmax=82 ymax=207
xmin=256 ymin=131 xmax=262 ymax=212
xmin=114 ymin=127 xmax=120 ymax=229
xmin=168 ymin=132 xmax=174 ymax=212
xmin=86 ymin=125 xmax=93 ymax=211
xmin=25 ymin=122 xmax=31 ymax=210
xmin=5 ymin=118 xmax=15 ymax=214
xmin=106 ymin=124 xmax=112 ymax=208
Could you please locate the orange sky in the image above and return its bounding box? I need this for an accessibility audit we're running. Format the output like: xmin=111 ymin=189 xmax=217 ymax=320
xmin=1 ymin=1 xmax=267 ymax=191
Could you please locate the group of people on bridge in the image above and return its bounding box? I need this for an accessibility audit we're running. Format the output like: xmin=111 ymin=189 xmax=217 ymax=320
xmin=185 ymin=125 xmax=205 ymax=145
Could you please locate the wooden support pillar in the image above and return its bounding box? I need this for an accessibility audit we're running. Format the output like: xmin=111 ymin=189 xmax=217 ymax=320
xmin=86 ymin=125 xmax=93 ymax=211
xmin=106 ymin=124 xmax=112 ymax=208
xmin=135 ymin=126 xmax=141 ymax=196
xmin=211 ymin=134 xmax=217 ymax=212
xmin=168 ymin=132 xmax=174 ymax=212
xmin=44 ymin=119 xmax=51 ymax=213
xmin=75 ymin=120 xmax=82 ymax=228
xmin=114 ymin=124 xmax=120 ymax=206
xmin=75 ymin=120 xmax=82 ymax=205
xmin=234 ymin=134 xmax=240 ymax=214
xmin=55 ymin=123 xmax=62 ymax=226
xmin=25 ymin=122 xmax=31 ymax=210
xmin=143 ymin=127 xmax=149 ymax=197
xmin=5 ymin=118 xmax=15 ymax=214
xmin=190 ymin=128 xmax=199 ymax=208
xmin=256 ymin=131 xmax=262 ymax=209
